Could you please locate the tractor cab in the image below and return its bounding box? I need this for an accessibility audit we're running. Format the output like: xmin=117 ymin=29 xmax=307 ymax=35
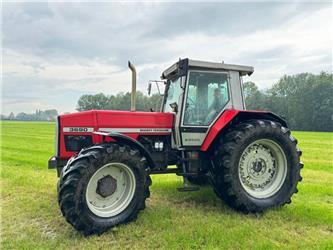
xmin=160 ymin=58 xmax=254 ymax=148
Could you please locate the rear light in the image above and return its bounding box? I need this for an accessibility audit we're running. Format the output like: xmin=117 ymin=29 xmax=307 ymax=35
xmin=64 ymin=135 xmax=93 ymax=152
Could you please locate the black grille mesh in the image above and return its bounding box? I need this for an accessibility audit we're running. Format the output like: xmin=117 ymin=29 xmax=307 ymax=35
xmin=64 ymin=135 xmax=93 ymax=152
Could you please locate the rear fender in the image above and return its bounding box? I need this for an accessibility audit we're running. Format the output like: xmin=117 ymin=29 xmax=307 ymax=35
xmin=201 ymin=110 xmax=287 ymax=151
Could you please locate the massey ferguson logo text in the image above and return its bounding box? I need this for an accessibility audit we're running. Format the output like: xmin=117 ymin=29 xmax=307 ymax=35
xmin=64 ymin=127 xmax=171 ymax=133
xmin=63 ymin=127 xmax=94 ymax=133
xmin=139 ymin=128 xmax=170 ymax=132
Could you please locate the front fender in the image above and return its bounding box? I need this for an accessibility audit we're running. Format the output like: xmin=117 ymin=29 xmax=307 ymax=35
xmin=94 ymin=131 xmax=155 ymax=168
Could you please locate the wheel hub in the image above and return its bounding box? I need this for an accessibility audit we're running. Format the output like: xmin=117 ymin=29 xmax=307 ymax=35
xmin=85 ymin=163 xmax=136 ymax=217
xmin=238 ymin=139 xmax=287 ymax=199
xmin=96 ymin=175 xmax=117 ymax=198
xmin=253 ymin=160 xmax=264 ymax=172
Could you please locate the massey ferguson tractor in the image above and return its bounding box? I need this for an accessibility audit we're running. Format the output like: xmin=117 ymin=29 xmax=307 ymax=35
xmin=49 ymin=59 xmax=303 ymax=235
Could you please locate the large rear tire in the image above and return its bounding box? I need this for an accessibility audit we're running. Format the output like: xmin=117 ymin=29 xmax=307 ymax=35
xmin=210 ymin=120 xmax=303 ymax=213
xmin=57 ymin=143 xmax=151 ymax=235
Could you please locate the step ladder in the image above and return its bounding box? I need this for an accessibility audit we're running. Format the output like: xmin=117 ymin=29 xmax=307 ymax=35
xmin=177 ymin=150 xmax=200 ymax=192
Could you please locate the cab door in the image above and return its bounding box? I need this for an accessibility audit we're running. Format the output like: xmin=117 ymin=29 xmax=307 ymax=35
xmin=162 ymin=76 xmax=186 ymax=149
xmin=180 ymin=70 xmax=231 ymax=148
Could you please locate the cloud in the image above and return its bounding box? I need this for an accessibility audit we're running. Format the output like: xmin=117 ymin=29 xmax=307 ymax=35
xmin=1 ymin=2 xmax=332 ymax=114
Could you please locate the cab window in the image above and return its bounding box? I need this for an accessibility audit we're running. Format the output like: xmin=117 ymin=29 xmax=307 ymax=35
xmin=164 ymin=77 xmax=183 ymax=112
xmin=183 ymin=71 xmax=229 ymax=126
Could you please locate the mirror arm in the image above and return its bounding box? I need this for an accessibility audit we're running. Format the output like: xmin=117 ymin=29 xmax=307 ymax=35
xmin=147 ymin=82 xmax=152 ymax=96
xmin=156 ymin=82 xmax=161 ymax=95
xmin=148 ymin=80 xmax=166 ymax=96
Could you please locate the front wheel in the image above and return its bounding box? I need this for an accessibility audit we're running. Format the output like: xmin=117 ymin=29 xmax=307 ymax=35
xmin=211 ymin=120 xmax=303 ymax=213
xmin=57 ymin=143 xmax=151 ymax=235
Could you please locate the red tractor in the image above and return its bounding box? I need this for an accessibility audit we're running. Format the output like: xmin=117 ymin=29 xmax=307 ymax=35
xmin=49 ymin=59 xmax=303 ymax=235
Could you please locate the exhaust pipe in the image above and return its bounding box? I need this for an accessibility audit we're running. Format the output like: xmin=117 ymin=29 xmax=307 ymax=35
xmin=128 ymin=61 xmax=136 ymax=111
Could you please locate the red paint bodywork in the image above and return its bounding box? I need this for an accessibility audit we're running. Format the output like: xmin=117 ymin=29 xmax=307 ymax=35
xmin=200 ymin=110 xmax=240 ymax=151
xmin=58 ymin=109 xmax=284 ymax=159
xmin=200 ymin=109 xmax=287 ymax=151
xmin=59 ymin=110 xmax=174 ymax=158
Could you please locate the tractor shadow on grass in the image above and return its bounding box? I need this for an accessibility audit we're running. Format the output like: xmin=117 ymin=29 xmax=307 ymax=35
xmin=150 ymin=178 xmax=235 ymax=213
xmin=150 ymin=177 xmax=267 ymax=220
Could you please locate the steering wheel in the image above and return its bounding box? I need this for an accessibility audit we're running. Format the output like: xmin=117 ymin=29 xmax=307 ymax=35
xmin=187 ymin=97 xmax=196 ymax=106
xmin=184 ymin=97 xmax=196 ymax=124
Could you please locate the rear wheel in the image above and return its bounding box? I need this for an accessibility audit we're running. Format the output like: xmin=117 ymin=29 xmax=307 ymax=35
xmin=238 ymin=139 xmax=287 ymax=199
xmin=211 ymin=120 xmax=303 ymax=212
xmin=58 ymin=143 xmax=151 ymax=235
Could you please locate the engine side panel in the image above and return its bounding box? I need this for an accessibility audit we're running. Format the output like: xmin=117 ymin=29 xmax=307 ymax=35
xmin=58 ymin=110 xmax=174 ymax=159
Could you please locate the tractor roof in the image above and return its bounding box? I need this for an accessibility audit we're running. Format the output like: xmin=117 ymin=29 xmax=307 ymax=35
xmin=161 ymin=58 xmax=254 ymax=80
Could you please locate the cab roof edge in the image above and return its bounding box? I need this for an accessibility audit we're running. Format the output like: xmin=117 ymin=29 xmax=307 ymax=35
xmin=161 ymin=58 xmax=254 ymax=79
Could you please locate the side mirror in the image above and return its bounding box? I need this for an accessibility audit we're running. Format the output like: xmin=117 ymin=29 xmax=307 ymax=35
xmin=148 ymin=80 xmax=166 ymax=96
xmin=169 ymin=102 xmax=178 ymax=113
xmin=147 ymin=82 xmax=152 ymax=96
xmin=180 ymin=76 xmax=186 ymax=89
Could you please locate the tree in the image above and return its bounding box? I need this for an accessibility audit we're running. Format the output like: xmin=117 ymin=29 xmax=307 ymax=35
xmin=8 ymin=112 xmax=15 ymax=120
xmin=76 ymin=91 xmax=163 ymax=112
xmin=268 ymin=72 xmax=333 ymax=131
xmin=147 ymin=93 xmax=163 ymax=111
xmin=243 ymin=72 xmax=332 ymax=131
xmin=76 ymin=93 xmax=110 ymax=111
xmin=44 ymin=109 xmax=58 ymax=117
xmin=243 ymin=81 xmax=267 ymax=111
xmin=5 ymin=109 xmax=59 ymax=121
xmin=16 ymin=112 xmax=30 ymax=120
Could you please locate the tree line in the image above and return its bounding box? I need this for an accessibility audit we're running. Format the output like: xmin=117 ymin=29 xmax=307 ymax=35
xmin=76 ymin=92 xmax=163 ymax=112
xmin=243 ymin=72 xmax=332 ymax=132
xmin=1 ymin=109 xmax=59 ymax=121
xmin=76 ymin=72 xmax=332 ymax=132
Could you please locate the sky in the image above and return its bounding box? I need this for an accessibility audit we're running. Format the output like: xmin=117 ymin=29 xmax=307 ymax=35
xmin=2 ymin=1 xmax=332 ymax=115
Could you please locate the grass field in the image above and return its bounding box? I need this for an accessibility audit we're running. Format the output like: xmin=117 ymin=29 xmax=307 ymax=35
xmin=1 ymin=121 xmax=332 ymax=249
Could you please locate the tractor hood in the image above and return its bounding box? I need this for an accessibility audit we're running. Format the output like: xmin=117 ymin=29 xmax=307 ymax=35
xmin=57 ymin=110 xmax=174 ymax=158
xmin=59 ymin=110 xmax=174 ymax=134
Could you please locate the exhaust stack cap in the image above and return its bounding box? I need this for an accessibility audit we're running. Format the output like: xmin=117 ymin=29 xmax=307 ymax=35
xmin=128 ymin=61 xmax=137 ymax=111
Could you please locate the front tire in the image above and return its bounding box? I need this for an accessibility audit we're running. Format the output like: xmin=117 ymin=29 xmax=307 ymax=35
xmin=57 ymin=143 xmax=151 ymax=235
xmin=211 ymin=120 xmax=303 ymax=213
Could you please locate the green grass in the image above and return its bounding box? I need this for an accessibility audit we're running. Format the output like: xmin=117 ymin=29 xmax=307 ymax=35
xmin=1 ymin=121 xmax=332 ymax=249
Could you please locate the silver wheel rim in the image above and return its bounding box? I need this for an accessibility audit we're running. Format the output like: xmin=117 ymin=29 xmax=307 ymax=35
xmin=86 ymin=163 xmax=136 ymax=217
xmin=238 ymin=139 xmax=287 ymax=199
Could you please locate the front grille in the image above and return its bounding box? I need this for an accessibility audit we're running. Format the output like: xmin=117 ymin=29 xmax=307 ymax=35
xmin=64 ymin=135 xmax=93 ymax=152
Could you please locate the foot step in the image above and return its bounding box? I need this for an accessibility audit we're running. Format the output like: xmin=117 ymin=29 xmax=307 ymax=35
xmin=177 ymin=186 xmax=200 ymax=192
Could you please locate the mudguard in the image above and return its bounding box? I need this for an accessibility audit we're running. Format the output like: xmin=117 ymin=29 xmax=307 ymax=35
xmin=201 ymin=110 xmax=287 ymax=151
xmin=94 ymin=131 xmax=155 ymax=168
